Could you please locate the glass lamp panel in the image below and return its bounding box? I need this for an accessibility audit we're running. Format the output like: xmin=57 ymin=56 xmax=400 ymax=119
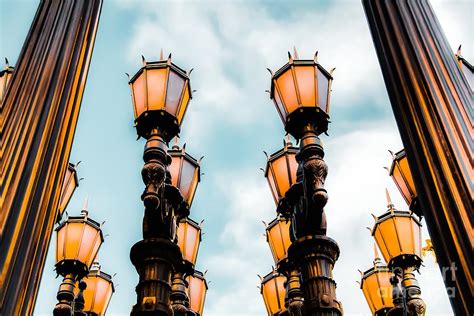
xmin=393 ymin=216 xmax=414 ymax=255
xmin=165 ymin=70 xmax=185 ymax=117
xmin=179 ymin=158 xmax=199 ymax=205
xmin=56 ymin=223 xmax=67 ymax=263
xmin=271 ymin=155 xmax=291 ymax=200
xmin=131 ymin=73 xmax=146 ymax=119
xmin=176 ymin=83 xmax=190 ymax=125
xmin=63 ymin=222 xmax=83 ymax=261
xmin=77 ymin=224 xmax=102 ymax=267
xmin=378 ymin=219 xmax=401 ymax=261
xmin=267 ymin=219 xmax=291 ymax=263
xmin=362 ymin=271 xmax=393 ymax=313
xmin=261 ymin=274 xmax=286 ymax=315
xmin=392 ymin=167 xmax=412 ymax=205
xmin=177 ymin=220 xmax=200 ymax=265
xmin=294 ymin=66 xmax=316 ymax=106
xmin=0 ymin=71 xmax=12 ymax=101
xmin=266 ymin=169 xmax=279 ymax=205
xmin=317 ymin=69 xmax=329 ymax=113
xmin=169 ymin=155 xmax=182 ymax=188
xmin=272 ymin=87 xmax=287 ymax=123
xmin=276 ymin=70 xmax=298 ymax=114
xmin=146 ymin=68 xmax=167 ymax=111
xmin=83 ymin=275 xmax=114 ymax=315
xmin=187 ymin=274 xmax=207 ymax=315
xmin=287 ymin=152 xmax=298 ymax=185
xmin=362 ymin=274 xmax=381 ymax=313
xmin=413 ymin=219 xmax=422 ymax=257
xmin=373 ymin=228 xmax=391 ymax=264
xmin=58 ymin=166 xmax=77 ymax=214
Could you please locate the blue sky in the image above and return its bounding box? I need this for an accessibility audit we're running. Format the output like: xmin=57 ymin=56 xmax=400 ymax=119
xmin=1 ymin=1 xmax=472 ymax=315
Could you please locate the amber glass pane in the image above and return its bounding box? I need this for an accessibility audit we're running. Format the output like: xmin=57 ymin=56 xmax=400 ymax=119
xmin=362 ymin=273 xmax=380 ymax=313
xmin=272 ymin=155 xmax=291 ymax=199
xmin=266 ymin=170 xmax=279 ymax=205
xmin=362 ymin=271 xmax=393 ymax=313
xmin=378 ymin=220 xmax=400 ymax=261
xmin=59 ymin=170 xmax=75 ymax=214
xmin=77 ymin=225 xmax=101 ymax=267
xmin=179 ymin=159 xmax=198 ymax=204
xmin=393 ymin=216 xmax=414 ymax=255
xmin=374 ymin=229 xmax=391 ymax=264
xmin=276 ymin=70 xmax=298 ymax=114
xmin=317 ymin=70 xmax=329 ymax=112
xmin=176 ymin=84 xmax=190 ymax=125
xmin=261 ymin=274 xmax=286 ymax=315
xmin=147 ymin=68 xmax=167 ymax=111
xmin=287 ymin=153 xmax=298 ymax=185
xmin=64 ymin=222 xmax=82 ymax=261
xmin=0 ymin=72 xmax=12 ymax=101
xmin=169 ymin=155 xmax=182 ymax=188
xmin=392 ymin=167 xmax=411 ymax=205
xmin=295 ymin=66 xmax=316 ymax=106
xmin=267 ymin=219 xmax=291 ymax=263
xmin=56 ymin=224 xmax=66 ymax=263
xmin=132 ymin=73 xmax=146 ymax=118
xmin=165 ymin=70 xmax=185 ymax=117
xmin=177 ymin=221 xmax=200 ymax=265
xmin=273 ymin=87 xmax=287 ymax=122
xmin=412 ymin=219 xmax=422 ymax=257
xmin=187 ymin=275 xmax=207 ymax=315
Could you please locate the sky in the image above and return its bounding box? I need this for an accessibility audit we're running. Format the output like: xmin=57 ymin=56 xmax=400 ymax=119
xmin=1 ymin=0 xmax=472 ymax=315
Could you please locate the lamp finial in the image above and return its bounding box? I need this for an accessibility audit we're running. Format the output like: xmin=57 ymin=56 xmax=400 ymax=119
xmin=81 ymin=196 xmax=89 ymax=216
xmin=385 ymin=188 xmax=394 ymax=210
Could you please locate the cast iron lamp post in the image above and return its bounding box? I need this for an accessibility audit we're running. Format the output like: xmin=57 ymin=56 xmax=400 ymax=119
xmin=81 ymin=262 xmax=115 ymax=316
xmin=371 ymin=191 xmax=425 ymax=316
xmin=265 ymin=50 xmax=342 ymax=316
xmin=53 ymin=207 xmax=104 ymax=316
xmin=128 ymin=53 xmax=208 ymax=316
xmin=359 ymin=245 xmax=394 ymax=316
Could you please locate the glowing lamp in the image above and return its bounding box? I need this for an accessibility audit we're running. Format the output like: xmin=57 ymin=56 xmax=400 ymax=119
xmin=268 ymin=50 xmax=334 ymax=138
xmin=58 ymin=163 xmax=79 ymax=220
xmin=128 ymin=54 xmax=192 ymax=141
xmin=266 ymin=217 xmax=291 ymax=263
xmin=82 ymin=262 xmax=114 ymax=316
xmin=176 ymin=217 xmax=201 ymax=265
xmin=55 ymin=210 xmax=103 ymax=278
xmin=265 ymin=138 xmax=298 ymax=205
xmin=187 ymin=270 xmax=207 ymax=316
xmin=260 ymin=270 xmax=287 ymax=316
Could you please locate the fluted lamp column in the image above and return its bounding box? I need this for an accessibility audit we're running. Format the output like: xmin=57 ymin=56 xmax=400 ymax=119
xmin=371 ymin=191 xmax=425 ymax=316
xmin=267 ymin=50 xmax=342 ymax=316
xmin=127 ymin=53 xmax=193 ymax=316
xmin=359 ymin=245 xmax=394 ymax=316
xmin=54 ymin=208 xmax=104 ymax=316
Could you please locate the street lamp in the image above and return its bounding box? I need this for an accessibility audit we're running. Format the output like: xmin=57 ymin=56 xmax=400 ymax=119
xmin=388 ymin=149 xmax=421 ymax=217
xmin=0 ymin=58 xmax=14 ymax=105
xmin=266 ymin=216 xmax=291 ymax=264
xmin=128 ymin=53 xmax=204 ymax=316
xmin=371 ymin=191 xmax=425 ymax=315
xmin=264 ymin=138 xmax=299 ymax=205
xmin=81 ymin=262 xmax=115 ymax=316
xmin=260 ymin=270 xmax=287 ymax=316
xmin=359 ymin=245 xmax=394 ymax=316
xmin=168 ymin=142 xmax=201 ymax=208
xmin=58 ymin=162 xmax=80 ymax=222
xmin=266 ymin=50 xmax=342 ymax=316
xmin=186 ymin=270 xmax=208 ymax=316
xmin=54 ymin=207 xmax=104 ymax=316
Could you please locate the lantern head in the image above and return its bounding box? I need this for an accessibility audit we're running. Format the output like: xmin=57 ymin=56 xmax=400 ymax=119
xmin=55 ymin=209 xmax=104 ymax=278
xmin=265 ymin=138 xmax=299 ymax=205
xmin=82 ymin=262 xmax=114 ymax=316
xmin=360 ymin=245 xmax=394 ymax=316
xmin=187 ymin=270 xmax=208 ymax=316
xmin=372 ymin=191 xmax=422 ymax=269
xmin=266 ymin=217 xmax=291 ymax=264
xmin=389 ymin=149 xmax=417 ymax=210
xmin=269 ymin=50 xmax=333 ymax=139
xmin=128 ymin=54 xmax=192 ymax=141
xmin=176 ymin=217 xmax=201 ymax=266
xmin=168 ymin=142 xmax=201 ymax=208
xmin=58 ymin=162 xmax=79 ymax=221
xmin=260 ymin=270 xmax=287 ymax=316
xmin=0 ymin=58 xmax=14 ymax=104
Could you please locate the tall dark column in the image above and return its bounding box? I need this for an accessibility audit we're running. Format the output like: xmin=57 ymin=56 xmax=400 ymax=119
xmin=0 ymin=0 xmax=103 ymax=314
xmin=362 ymin=1 xmax=473 ymax=314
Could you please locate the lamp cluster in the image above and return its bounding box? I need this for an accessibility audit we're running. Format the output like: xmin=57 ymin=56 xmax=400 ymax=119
xmin=359 ymin=151 xmax=426 ymax=316
xmin=127 ymin=53 xmax=207 ymax=316
xmin=53 ymin=165 xmax=114 ymax=316
xmin=259 ymin=49 xmax=342 ymax=316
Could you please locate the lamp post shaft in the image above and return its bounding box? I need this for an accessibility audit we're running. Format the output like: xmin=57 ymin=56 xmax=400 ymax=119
xmin=130 ymin=132 xmax=182 ymax=316
xmin=54 ymin=273 xmax=76 ymax=316
xmin=362 ymin=1 xmax=473 ymax=314
xmin=288 ymin=132 xmax=342 ymax=316
xmin=0 ymin=0 xmax=102 ymax=314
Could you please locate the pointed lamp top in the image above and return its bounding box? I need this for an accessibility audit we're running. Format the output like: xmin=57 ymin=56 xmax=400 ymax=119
xmin=385 ymin=188 xmax=394 ymax=210
xmin=81 ymin=196 xmax=89 ymax=216
xmin=373 ymin=243 xmax=382 ymax=265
